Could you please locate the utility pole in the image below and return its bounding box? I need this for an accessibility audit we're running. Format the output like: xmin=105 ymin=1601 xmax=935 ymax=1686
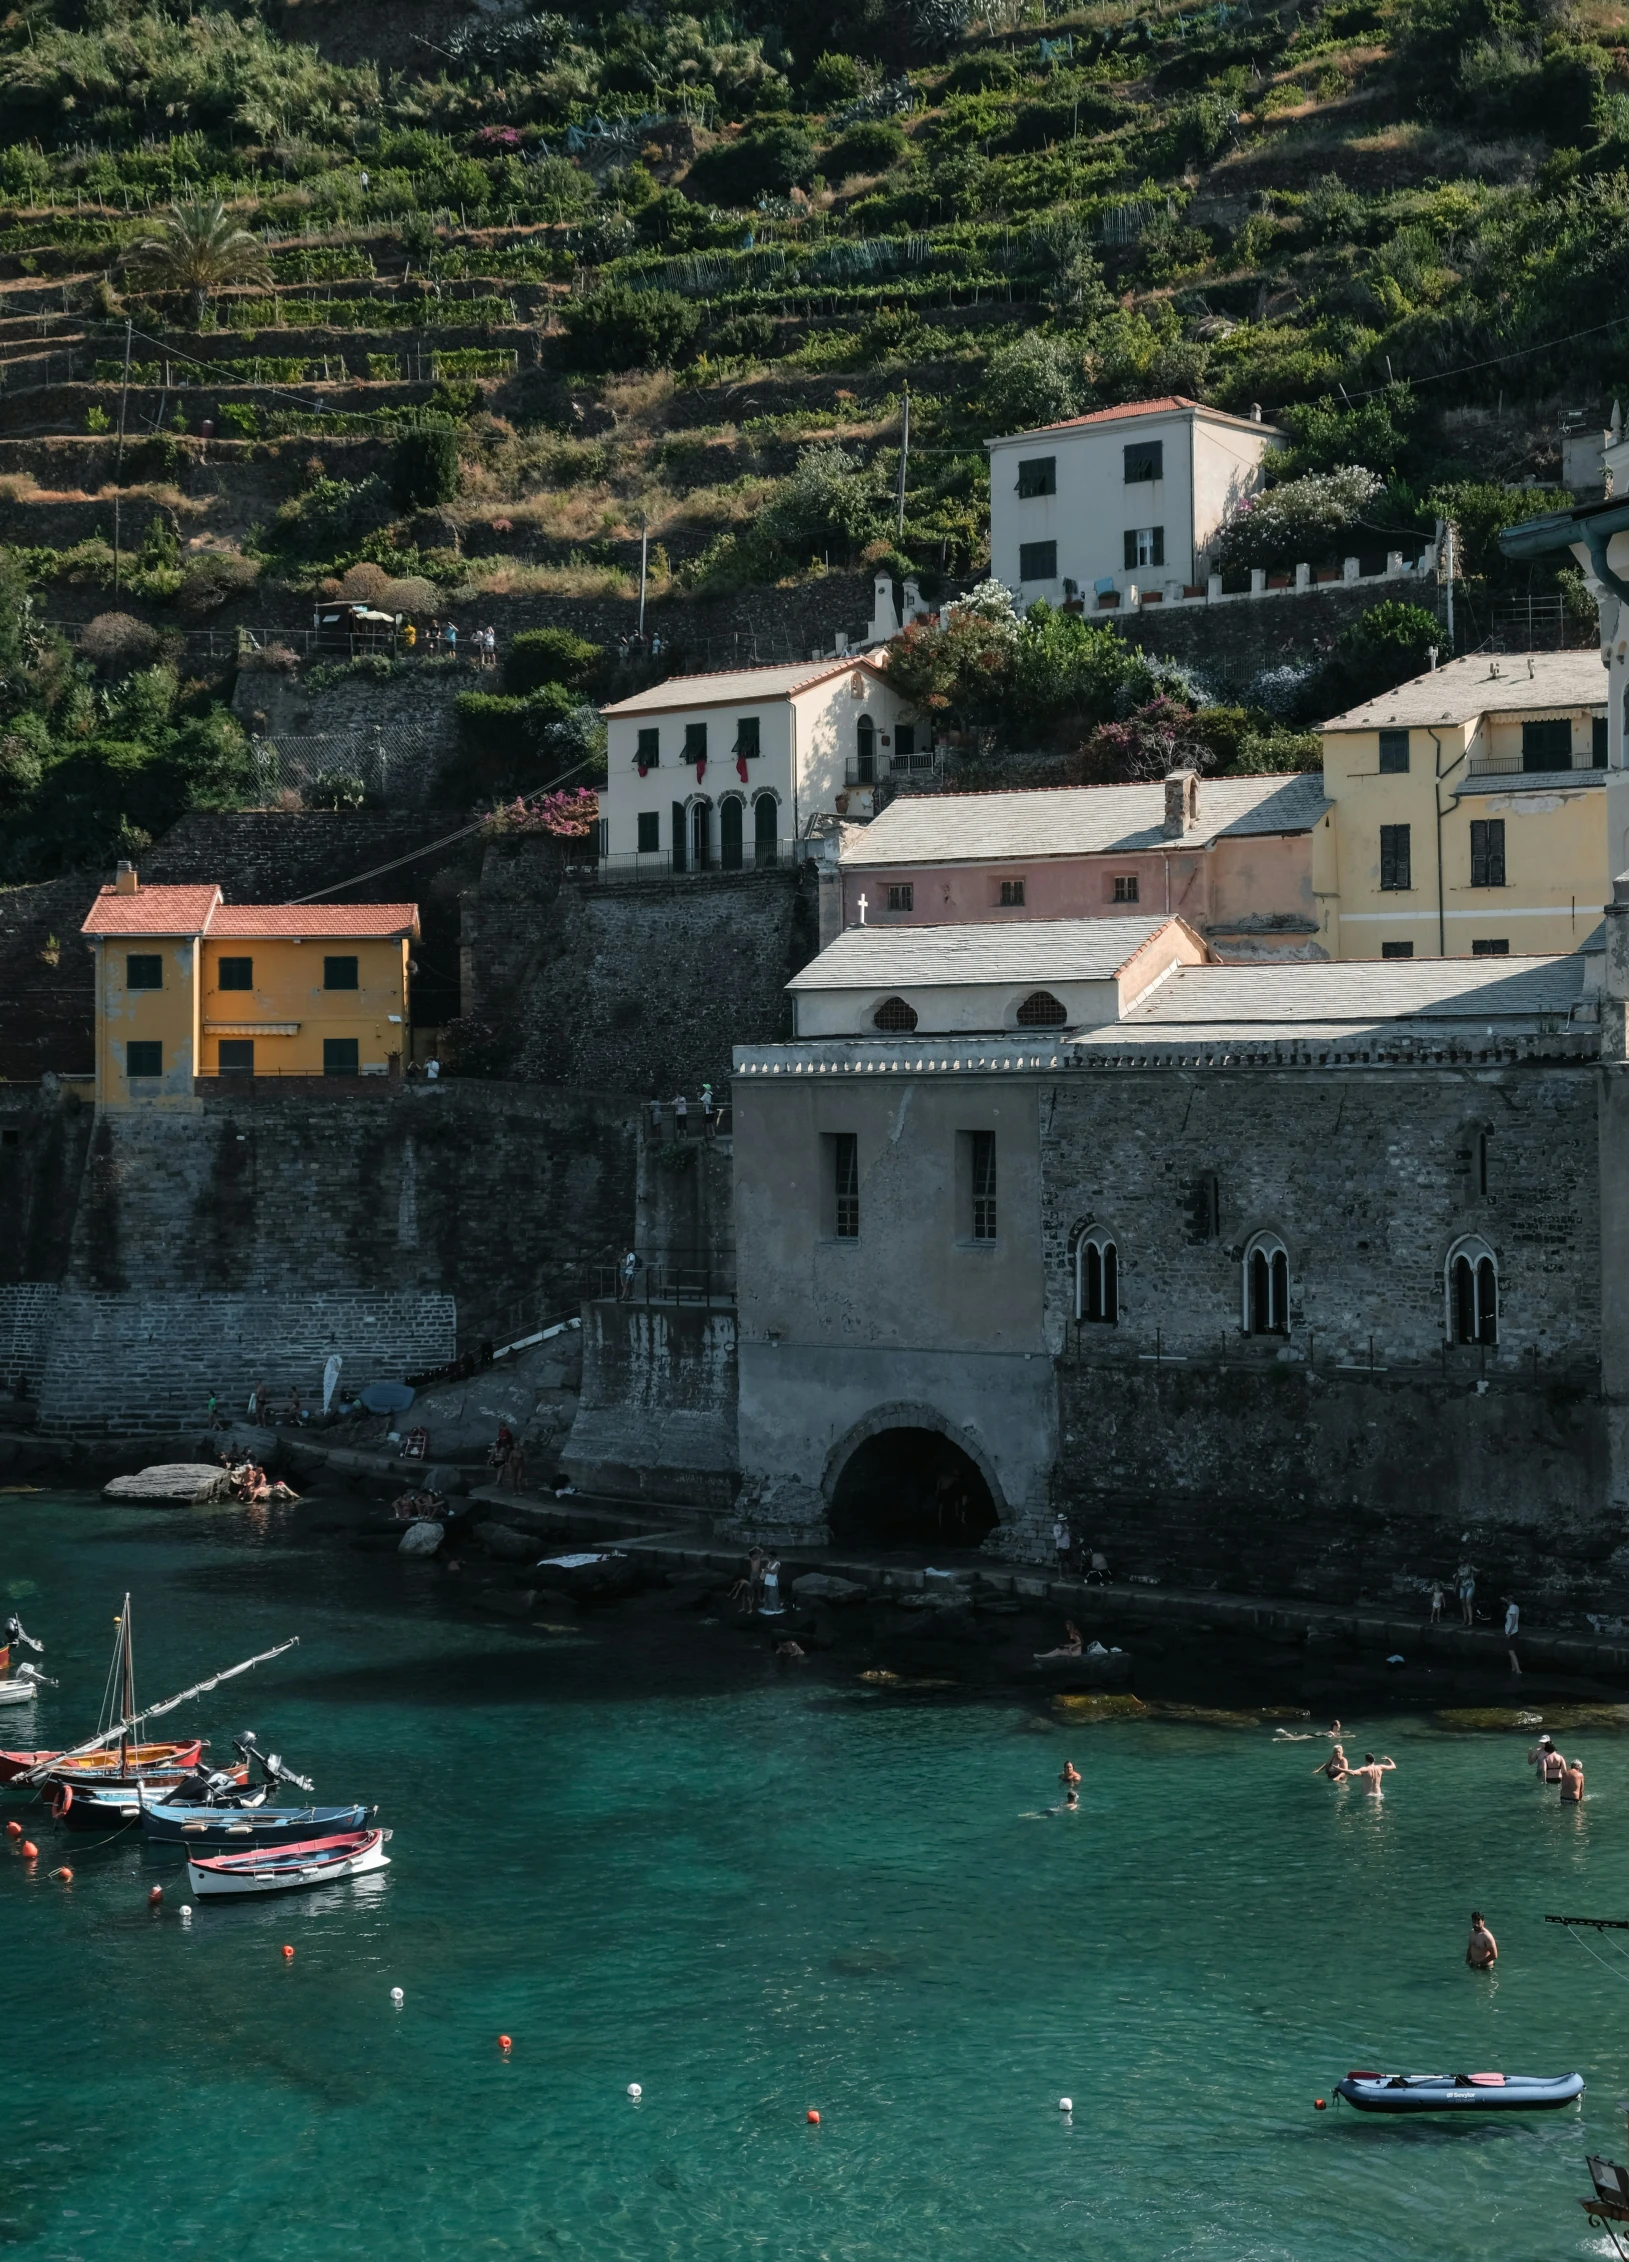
xmin=638 ymin=512 xmax=648 ymax=642
xmin=1444 ymin=519 xmax=1455 ymax=649
xmin=896 ymin=386 xmax=910 ymax=540
xmin=112 ymin=315 xmax=132 ymax=591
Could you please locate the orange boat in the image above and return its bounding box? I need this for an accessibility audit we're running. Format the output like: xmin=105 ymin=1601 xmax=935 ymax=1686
xmin=0 ymin=1740 xmax=202 ymax=1785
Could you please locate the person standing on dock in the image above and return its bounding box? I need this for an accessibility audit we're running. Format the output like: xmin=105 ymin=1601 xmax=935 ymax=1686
xmin=1466 ymin=1911 xmax=1498 ymax=1969
xmin=1456 ymin=1559 xmax=1479 ymax=1626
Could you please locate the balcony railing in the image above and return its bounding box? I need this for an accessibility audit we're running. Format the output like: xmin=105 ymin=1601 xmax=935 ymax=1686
xmin=1464 ymin=751 xmax=1607 ymax=778
xmin=578 ymin=841 xmax=800 ymax=882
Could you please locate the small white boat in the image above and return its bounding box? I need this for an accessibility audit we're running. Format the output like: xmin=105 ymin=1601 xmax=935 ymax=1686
xmin=186 ymin=1827 xmax=391 ymax=1899
xmin=0 ymin=1666 xmax=54 ymax=1707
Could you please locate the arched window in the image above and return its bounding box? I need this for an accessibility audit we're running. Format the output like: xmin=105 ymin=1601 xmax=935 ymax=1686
xmin=856 ymin=713 xmax=876 ymax=784
xmin=1242 ymin=1230 xmax=1289 ymax=1336
xmin=753 ymin=791 xmax=779 ymax=866
xmin=719 ymin=795 xmax=744 ymax=870
xmin=873 ymin=996 xmax=918 ymax=1032
xmin=1076 ymin=1231 xmax=1119 ymax=1324
xmin=1446 ymin=1234 xmax=1498 ymax=1345
xmin=690 ymin=800 xmax=711 ymax=871
xmin=1016 ymin=990 xmax=1068 ymax=1027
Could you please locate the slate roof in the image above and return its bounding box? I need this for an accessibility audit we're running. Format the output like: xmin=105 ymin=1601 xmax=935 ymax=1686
xmin=788 ymin=914 xmax=1190 ymax=990
xmin=601 ymin=656 xmax=887 ymax=716
xmin=1323 ymin=651 xmax=1607 ymax=731
xmin=844 ymin=773 xmax=1328 ymax=867
xmin=1086 ymin=952 xmax=1589 ymax=1037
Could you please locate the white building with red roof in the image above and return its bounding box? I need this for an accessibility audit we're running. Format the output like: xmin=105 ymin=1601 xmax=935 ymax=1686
xmin=986 ymin=394 xmax=1283 ymax=611
xmin=599 ymin=656 xmax=923 ymax=874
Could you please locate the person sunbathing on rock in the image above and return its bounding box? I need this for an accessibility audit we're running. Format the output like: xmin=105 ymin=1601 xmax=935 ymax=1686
xmin=1035 ymin=1621 xmax=1084 ymax=1660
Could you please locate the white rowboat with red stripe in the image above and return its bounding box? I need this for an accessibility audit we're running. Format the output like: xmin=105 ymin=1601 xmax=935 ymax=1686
xmin=186 ymin=1827 xmax=391 ymax=1898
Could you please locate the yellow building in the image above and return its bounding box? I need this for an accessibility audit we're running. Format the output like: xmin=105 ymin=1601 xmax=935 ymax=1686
xmin=81 ymin=862 xmax=420 ymax=1106
xmin=1316 ymin=651 xmax=1609 ymax=958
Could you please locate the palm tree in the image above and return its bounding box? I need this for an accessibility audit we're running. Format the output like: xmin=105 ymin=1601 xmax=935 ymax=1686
xmin=131 ymin=201 xmax=271 ymax=325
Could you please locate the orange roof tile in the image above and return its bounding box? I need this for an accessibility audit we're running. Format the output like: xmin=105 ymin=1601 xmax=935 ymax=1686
xmin=81 ymin=884 xmax=221 ymax=937
xmin=209 ymin=903 xmax=420 ymax=940
xmin=988 ymin=395 xmax=1283 ymax=442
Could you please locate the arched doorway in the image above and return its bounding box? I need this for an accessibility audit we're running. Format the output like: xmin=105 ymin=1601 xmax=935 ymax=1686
xmin=690 ymin=800 xmax=711 ymax=870
xmin=754 ymin=792 xmax=779 ymax=866
xmin=828 ymin=1428 xmax=998 ymax=1549
xmin=720 ymin=795 xmax=743 ymax=870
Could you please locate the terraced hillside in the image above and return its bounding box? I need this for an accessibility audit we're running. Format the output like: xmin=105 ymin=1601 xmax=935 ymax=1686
xmin=0 ymin=0 xmax=1621 ymax=885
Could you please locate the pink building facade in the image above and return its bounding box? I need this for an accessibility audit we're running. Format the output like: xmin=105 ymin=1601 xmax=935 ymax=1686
xmin=837 ymin=771 xmax=1328 ymax=961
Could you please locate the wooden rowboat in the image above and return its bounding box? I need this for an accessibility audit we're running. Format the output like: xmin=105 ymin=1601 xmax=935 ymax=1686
xmin=0 ymin=1740 xmax=202 ymax=1784
xmin=187 ymin=1827 xmax=391 ymax=1899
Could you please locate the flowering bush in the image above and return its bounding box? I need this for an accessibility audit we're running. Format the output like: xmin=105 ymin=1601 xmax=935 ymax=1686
xmin=1208 ymin=466 xmax=1383 ymax=573
xmin=484 ymin=786 xmax=599 ymax=837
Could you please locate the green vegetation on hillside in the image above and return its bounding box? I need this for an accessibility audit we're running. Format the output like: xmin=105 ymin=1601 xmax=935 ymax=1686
xmin=0 ymin=0 xmax=1619 ymax=870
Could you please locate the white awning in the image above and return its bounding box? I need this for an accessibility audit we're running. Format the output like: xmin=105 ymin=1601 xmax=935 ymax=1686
xmin=204 ymin=1021 xmax=299 ymax=1036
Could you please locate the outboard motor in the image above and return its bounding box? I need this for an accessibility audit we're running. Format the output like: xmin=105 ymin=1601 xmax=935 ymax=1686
xmin=2 ymin=1615 xmax=43 ymax=1654
xmin=169 ymin=1764 xmax=246 ymax=1807
xmin=234 ymin=1732 xmax=314 ymax=1795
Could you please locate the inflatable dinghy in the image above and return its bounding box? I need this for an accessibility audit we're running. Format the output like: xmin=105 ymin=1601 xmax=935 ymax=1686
xmin=1335 ymin=2070 xmax=1584 ymax=2113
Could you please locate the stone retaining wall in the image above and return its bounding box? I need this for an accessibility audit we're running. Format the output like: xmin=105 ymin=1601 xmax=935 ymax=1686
xmin=35 ymin=1288 xmax=455 ymax=1436
xmin=0 ymin=1282 xmax=59 ymax=1390
xmin=562 ymin=1297 xmax=738 ymax=1509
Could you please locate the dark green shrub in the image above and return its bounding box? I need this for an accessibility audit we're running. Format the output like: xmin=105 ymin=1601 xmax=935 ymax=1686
xmin=556 ymin=287 xmax=701 ymax=374
xmin=822 ymin=119 xmax=908 ymax=177
xmin=390 ymin=423 xmax=461 ymax=512
xmin=805 ymin=51 xmax=868 ymax=105
xmin=947 ymin=49 xmax=1019 ymax=92
xmin=1327 ymin=600 xmax=1445 ymax=707
xmin=502 ymin=628 xmax=601 ymax=697
xmin=176 ymin=551 xmax=259 ymax=616
xmin=448 ymin=682 xmax=579 ymax=800
xmin=711 ymin=310 xmax=777 ymax=358
xmin=686 ymin=121 xmax=817 ymax=205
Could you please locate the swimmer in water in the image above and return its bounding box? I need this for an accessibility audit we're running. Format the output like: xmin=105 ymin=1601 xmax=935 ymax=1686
xmin=1063 ymin=1788 xmax=1079 ymax=1812
xmin=1060 ymin=1761 xmax=1081 ymax=1789
xmin=1466 ymin=1910 xmax=1498 ymax=1969
xmin=1312 ymin=1742 xmax=1348 ymax=1780
xmin=1562 ymin=1756 xmax=1585 ymax=1804
xmin=1529 ymin=1734 xmax=1567 ymax=1785
xmin=1336 ymin=1752 xmax=1395 ymax=1797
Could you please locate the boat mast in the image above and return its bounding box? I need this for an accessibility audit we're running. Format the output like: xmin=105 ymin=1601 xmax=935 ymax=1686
xmin=119 ymin=1593 xmax=133 ymax=1771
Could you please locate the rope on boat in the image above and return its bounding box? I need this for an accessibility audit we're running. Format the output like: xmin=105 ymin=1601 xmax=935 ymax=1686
xmin=1554 ymin=1919 xmax=1629 ymax=1990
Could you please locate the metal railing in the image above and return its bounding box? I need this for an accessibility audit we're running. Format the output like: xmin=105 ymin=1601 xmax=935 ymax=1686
xmin=1465 ymin=751 xmax=1606 ymax=778
xmin=579 ymin=842 xmax=800 ymax=882
xmin=598 ymin=1256 xmax=736 ymax=1307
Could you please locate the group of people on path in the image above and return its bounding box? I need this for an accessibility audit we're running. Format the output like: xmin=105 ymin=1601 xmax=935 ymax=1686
xmin=401 ymin=620 xmax=498 ymax=666
xmin=730 ymin=1548 xmax=783 ymax=1616
xmin=650 ymin=1085 xmax=719 ymax=1141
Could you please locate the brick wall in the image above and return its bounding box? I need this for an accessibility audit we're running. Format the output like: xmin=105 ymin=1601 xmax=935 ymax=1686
xmin=0 ymin=1282 xmax=59 ymax=1390
xmin=0 ymin=1086 xmax=94 ymax=1277
xmin=35 ymin=1287 xmax=455 ymax=1436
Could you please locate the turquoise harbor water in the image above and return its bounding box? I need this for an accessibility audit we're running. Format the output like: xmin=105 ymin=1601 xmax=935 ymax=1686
xmin=2 ymin=1494 xmax=1628 ymax=2260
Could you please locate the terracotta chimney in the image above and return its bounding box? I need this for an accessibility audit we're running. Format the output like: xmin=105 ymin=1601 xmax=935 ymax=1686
xmin=1163 ymin=769 xmax=1199 ymax=839
xmin=115 ymin=860 xmax=139 ymax=895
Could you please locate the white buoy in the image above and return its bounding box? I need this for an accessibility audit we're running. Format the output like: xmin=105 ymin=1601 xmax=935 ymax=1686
xmin=1059 ymin=2098 xmax=1073 ymax=2113
xmin=180 ymin=1906 xmax=193 ymax=1926
xmin=627 ymin=2083 xmax=642 ymax=2101
xmin=391 ymin=1987 xmax=404 ymax=2005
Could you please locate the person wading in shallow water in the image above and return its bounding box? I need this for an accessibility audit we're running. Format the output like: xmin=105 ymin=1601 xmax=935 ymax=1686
xmin=1312 ymin=1742 xmax=1348 ymax=1782
xmin=1466 ymin=1911 xmax=1498 ymax=1968
xmin=1336 ymin=1753 xmax=1396 ymax=1798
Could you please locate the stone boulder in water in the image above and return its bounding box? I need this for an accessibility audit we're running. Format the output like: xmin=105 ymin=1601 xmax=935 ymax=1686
xmin=793 ymin=1573 xmax=869 ymax=1605
xmin=398 ymin=1520 xmax=443 ymax=1557
xmin=475 ymin=1521 xmax=536 ymax=1563
xmin=103 ymin=1463 xmax=231 ymax=1505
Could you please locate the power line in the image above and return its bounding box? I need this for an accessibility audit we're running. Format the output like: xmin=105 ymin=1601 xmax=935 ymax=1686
xmin=1343 ymin=310 xmax=1629 ymax=399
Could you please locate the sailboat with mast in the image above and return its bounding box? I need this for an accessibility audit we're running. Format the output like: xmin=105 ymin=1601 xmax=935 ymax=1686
xmin=2 ymin=1599 xmax=298 ymax=1818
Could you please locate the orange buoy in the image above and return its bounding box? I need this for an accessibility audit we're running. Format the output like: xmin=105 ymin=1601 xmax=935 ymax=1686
xmin=1314 ymin=2098 xmax=1327 ymax=2111
xmin=21 ymin=1840 xmax=38 ymax=1859
xmin=807 ymin=2110 xmax=820 ymax=2125
xmin=148 ymin=1885 xmax=163 ymax=1906
xmin=498 ymin=2034 xmax=512 ymax=2052
xmin=51 ymin=1866 xmax=73 ymax=1882
xmin=281 ymin=1944 xmax=294 ymax=1959
xmin=6 ymin=1819 xmax=20 ymax=1838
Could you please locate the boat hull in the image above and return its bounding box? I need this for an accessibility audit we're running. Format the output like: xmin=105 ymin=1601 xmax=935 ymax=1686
xmin=187 ymin=1827 xmax=390 ymax=1899
xmin=49 ymin=1764 xmax=246 ymax=1829
xmin=0 ymin=1681 xmax=41 ymax=1707
xmin=0 ymin=1741 xmax=204 ymax=1786
xmin=142 ymin=1801 xmax=370 ymax=1848
xmin=1336 ymin=2072 xmax=1584 ymax=2113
